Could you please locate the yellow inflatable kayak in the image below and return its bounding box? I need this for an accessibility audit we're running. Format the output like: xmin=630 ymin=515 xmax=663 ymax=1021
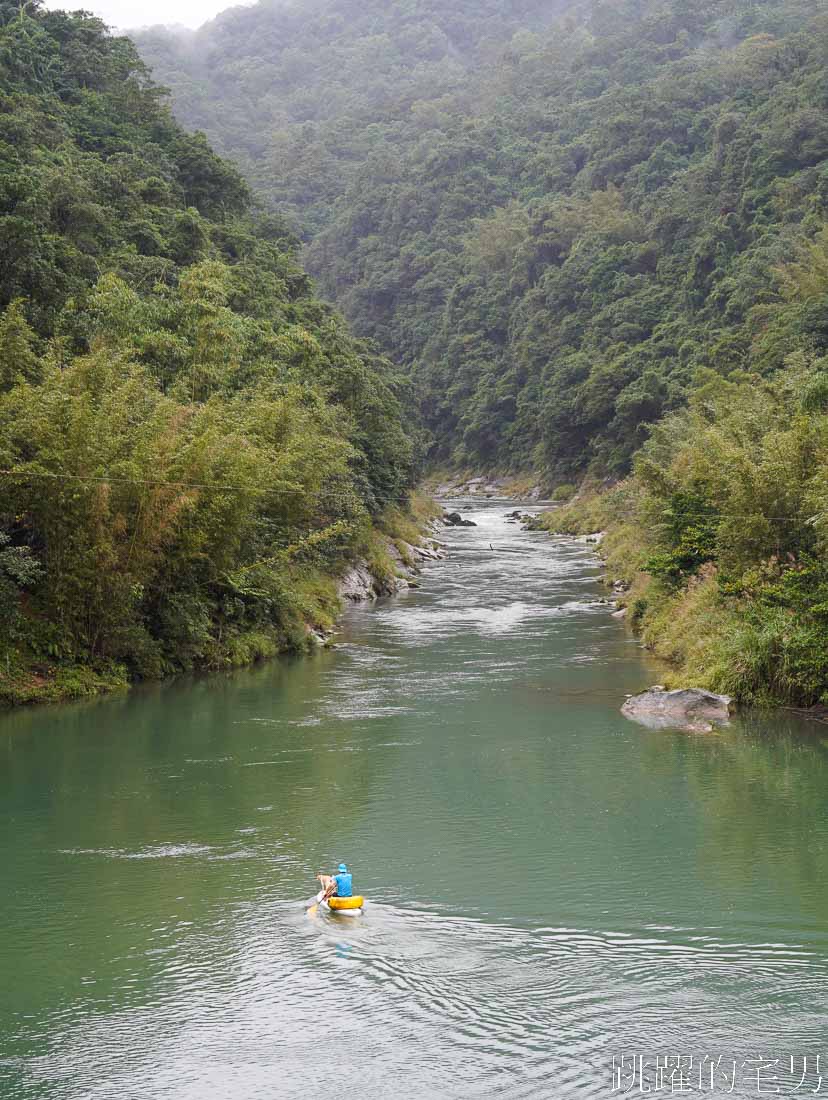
xmin=327 ymin=895 xmax=364 ymax=913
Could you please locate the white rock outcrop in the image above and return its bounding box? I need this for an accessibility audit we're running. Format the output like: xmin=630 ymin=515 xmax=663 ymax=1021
xmin=337 ymin=537 xmax=447 ymax=603
xmin=622 ymin=688 xmax=732 ymax=732
xmin=337 ymin=562 xmax=382 ymax=601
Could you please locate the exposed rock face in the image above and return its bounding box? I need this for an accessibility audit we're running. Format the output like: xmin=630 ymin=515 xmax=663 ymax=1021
xmin=337 ymin=536 xmax=447 ymax=603
xmin=338 ymin=563 xmax=409 ymax=601
xmin=431 ymin=476 xmax=542 ymax=499
xmin=440 ymin=477 xmax=516 ymax=495
xmin=405 ymin=541 xmax=445 ymax=562
xmin=388 ymin=539 xmax=447 ymax=567
xmin=622 ymin=688 xmax=732 ymax=732
xmin=338 ymin=562 xmax=381 ymax=601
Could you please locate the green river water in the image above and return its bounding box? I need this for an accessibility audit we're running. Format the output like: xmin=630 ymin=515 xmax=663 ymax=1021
xmin=2 ymin=501 xmax=827 ymax=1099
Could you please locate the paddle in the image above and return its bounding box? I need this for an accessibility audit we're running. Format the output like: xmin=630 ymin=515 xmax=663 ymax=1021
xmin=307 ymin=874 xmax=336 ymax=917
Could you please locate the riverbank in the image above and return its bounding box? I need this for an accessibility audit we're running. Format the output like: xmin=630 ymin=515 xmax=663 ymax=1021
xmin=534 ymin=480 xmax=828 ymax=710
xmin=422 ymin=470 xmax=549 ymax=501
xmin=0 ymin=494 xmax=444 ymax=710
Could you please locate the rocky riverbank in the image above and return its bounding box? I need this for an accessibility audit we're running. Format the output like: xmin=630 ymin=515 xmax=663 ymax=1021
xmin=531 ymin=499 xmax=828 ymax=723
xmin=424 ymin=472 xmax=547 ymax=501
xmin=336 ymin=526 xmax=447 ymax=604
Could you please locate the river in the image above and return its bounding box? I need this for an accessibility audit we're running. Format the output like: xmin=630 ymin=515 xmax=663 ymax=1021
xmin=2 ymin=500 xmax=827 ymax=1099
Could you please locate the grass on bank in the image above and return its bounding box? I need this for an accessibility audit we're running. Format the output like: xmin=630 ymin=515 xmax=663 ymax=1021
xmin=537 ymin=480 xmax=828 ymax=708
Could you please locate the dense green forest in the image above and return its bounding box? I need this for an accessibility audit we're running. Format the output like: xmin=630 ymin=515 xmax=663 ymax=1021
xmin=135 ymin=0 xmax=828 ymax=705
xmin=137 ymin=0 xmax=827 ymax=477
xmin=0 ymin=0 xmax=417 ymax=705
xmin=2 ymin=0 xmax=827 ymax=706
xmin=540 ymin=225 xmax=828 ymax=706
xmin=133 ymin=0 xmax=571 ymax=234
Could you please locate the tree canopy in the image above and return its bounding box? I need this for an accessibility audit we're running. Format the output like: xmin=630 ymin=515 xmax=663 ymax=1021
xmin=0 ymin=0 xmax=415 ymax=703
xmin=136 ymin=0 xmax=828 ymax=706
xmin=136 ymin=0 xmax=828 ymax=477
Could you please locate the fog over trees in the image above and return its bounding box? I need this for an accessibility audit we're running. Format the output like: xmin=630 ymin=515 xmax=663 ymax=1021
xmin=136 ymin=0 xmax=827 ymax=475
xmin=136 ymin=0 xmax=828 ymax=705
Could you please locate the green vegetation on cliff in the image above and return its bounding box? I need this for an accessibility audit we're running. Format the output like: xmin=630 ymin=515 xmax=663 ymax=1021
xmin=539 ymin=229 xmax=828 ymax=705
xmin=4 ymin=0 xmax=828 ymax=707
xmin=134 ymin=0 xmax=828 ymax=705
xmin=0 ymin=0 xmax=415 ymax=705
xmin=137 ymin=0 xmax=827 ymax=478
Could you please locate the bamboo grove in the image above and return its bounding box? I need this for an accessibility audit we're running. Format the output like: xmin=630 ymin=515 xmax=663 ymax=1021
xmin=0 ymin=1 xmax=415 ymax=704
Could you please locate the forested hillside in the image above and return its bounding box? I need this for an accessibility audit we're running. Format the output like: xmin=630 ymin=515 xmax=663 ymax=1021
xmin=137 ymin=0 xmax=828 ymax=477
xmin=539 ymin=225 xmax=828 ymax=706
xmin=0 ymin=0 xmax=415 ymax=705
xmin=133 ymin=0 xmax=570 ymax=233
xmin=134 ymin=0 xmax=828 ymax=706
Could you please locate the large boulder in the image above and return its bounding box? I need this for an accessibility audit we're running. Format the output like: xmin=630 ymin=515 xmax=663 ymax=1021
xmin=622 ymin=688 xmax=732 ymax=732
xmin=338 ymin=561 xmax=406 ymax=601
xmin=443 ymin=511 xmax=477 ymax=527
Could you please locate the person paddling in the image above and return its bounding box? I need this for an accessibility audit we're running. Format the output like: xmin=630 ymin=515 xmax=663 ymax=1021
xmin=316 ymin=863 xmax=353 ymax=902
xmin=309 ymin=863 xmax=363 ymax=916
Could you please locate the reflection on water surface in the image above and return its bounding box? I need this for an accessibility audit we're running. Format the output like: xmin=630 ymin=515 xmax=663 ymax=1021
xmin=2 ymin=501 xmax=827 ymax=1099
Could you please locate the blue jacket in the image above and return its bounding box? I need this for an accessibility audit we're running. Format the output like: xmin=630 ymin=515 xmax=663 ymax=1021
xmin=333 ymin=872 xmax=353 ymax=898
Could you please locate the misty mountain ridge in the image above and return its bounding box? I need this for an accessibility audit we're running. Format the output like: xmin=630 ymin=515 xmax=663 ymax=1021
xmin=135 ymin=0 xmax=827 ymax=477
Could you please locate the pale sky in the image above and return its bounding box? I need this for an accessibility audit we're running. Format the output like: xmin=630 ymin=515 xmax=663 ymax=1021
xmin=44 ymin=0 xmax=255 ymax=32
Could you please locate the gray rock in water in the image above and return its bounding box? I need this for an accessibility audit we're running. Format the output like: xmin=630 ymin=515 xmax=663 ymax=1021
xmin=443 ymin=512 xmax=477 ymax=527
xmin=622 ymin=688 xmax=732 ymax=732
xmin=337 ymin=561 xmax=405 ymax=601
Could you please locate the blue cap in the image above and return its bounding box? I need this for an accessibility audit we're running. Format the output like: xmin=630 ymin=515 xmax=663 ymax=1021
xmin=338 ymin=863 xmax=347 ymax=872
